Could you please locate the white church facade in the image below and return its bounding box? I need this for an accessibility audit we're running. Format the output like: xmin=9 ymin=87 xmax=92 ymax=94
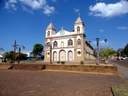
xmin=44 ymin=16 xmax=95 ymax=63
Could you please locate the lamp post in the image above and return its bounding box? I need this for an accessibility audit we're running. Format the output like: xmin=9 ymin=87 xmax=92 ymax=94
xmin=89 ymin=38 xmax=107 ymax=65
xmin=46 ymin=42 xmax=52 ymax=64
xmin=0 ymin=48 xmax=4 ymax=52
xmin=18 ymin=45 xmax=25 ymax=64
xmin=96 ymin=38 xmax=100 ymax=65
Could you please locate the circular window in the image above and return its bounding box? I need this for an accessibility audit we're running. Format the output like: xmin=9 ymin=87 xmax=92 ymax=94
xmin=77 ymin=51 xmax=81 ymax=54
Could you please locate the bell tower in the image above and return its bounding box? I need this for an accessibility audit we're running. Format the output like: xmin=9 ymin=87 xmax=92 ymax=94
xmin=74 ymin=16 xmax=86 ymax=62
xmin=46 ymin=22 xmax=56 ymax=38
xmin=74 ymin=16 xmax=85 ymax=34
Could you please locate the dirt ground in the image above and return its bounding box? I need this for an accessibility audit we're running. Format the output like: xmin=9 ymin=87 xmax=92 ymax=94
xmin=0 ymin=70 xmax=126 ymax=96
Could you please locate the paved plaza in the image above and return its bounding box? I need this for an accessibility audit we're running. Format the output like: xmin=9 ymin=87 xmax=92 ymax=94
xmin=0 ymin=70 xmax=126 ymax=96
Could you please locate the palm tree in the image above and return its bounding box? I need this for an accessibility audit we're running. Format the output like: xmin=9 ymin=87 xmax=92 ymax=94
xmin=100 ymin=48 xmax=116 ymax=63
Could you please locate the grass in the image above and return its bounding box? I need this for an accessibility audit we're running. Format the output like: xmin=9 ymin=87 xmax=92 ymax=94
xmin=79 ymin=63 xmax=114 ymax=66
xmin=112 ymin=84 xmax=128 ymax=96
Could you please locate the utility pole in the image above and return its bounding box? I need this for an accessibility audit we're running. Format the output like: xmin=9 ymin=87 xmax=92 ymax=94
xmin=13 ymin=40 xmax=16 ymax=64
xmin=12 ymin=40 xmax=19 ymax=64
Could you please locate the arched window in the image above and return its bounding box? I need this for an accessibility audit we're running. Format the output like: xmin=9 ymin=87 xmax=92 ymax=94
xmin=77 ymin=39 xmax=81 ymax=45
xmin=47 ymin=31 xmax=50 ymax=36
xmin=53 ymin=41 xmax=57 ymax=48
xmin=61 ymin=41 xmax=64 ymax=47
xmin=77 ymin=26 xmax=80 ymax=32
xmin=53 ymin=51 xmax=57 ymax=61
xmin=68 ymin=39 xmax=73 ymax=46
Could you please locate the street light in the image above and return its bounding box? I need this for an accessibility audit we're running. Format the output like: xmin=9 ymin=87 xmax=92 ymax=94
xmin=46 ymin=42 xmax=52 ymax=64
xmin=89 ymin=38 xmax=108 ymax=65
xmin=0 ymin=48 xmax=4 ymax=52
xmin=18 ymin=45 xmax=25 ymax=64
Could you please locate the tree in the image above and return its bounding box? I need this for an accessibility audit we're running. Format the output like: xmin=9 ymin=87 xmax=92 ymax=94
xmin=32 ymin=44 xmax=43 ymax=56
xmin=117 ymin=48 xmax=124 ymax=57
xmin=16 ymin=53 xmax=27 ymax=61
xmin=4 ymin=51 xmax=14 ymax=61
xmin=123 ymin=44 xmax=128 ymax=57
xmin=4 ymin=51 xmax=27 ymax=62
xmin=100 ymin=48 xmax=116 ymax=63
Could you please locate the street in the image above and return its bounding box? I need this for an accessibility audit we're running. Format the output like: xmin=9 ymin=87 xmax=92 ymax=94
xmin=111 ymin=60 xmax=128 ymax=81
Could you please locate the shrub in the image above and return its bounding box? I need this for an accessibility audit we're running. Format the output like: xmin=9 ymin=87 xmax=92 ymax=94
xmin=57 ymin=61 xmax=60 ymax=64
xmin=80 ymin=61 xmax=84 ymax=65
xmin=31 ymin=58 xmax=36 ymax=62
xmin=61 ymin=61 xmax=65 ymax=64
xmin=9 ymin=60 xmax=13 ymax=64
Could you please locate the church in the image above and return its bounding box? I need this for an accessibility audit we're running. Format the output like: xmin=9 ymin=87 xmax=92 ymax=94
xmin=44 ymin=16 xmax=95 ymax=63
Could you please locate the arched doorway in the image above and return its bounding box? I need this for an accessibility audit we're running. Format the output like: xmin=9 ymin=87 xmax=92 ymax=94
xmin=68 ymin=51 xmax=73 ymax=61
xmin=53 ymin=51 xmax=57 ymax=61
xmin=59 ymin=50 xmax=66 ymax=61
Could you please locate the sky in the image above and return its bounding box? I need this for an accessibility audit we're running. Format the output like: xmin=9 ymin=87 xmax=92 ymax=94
xmin=0 ymin=0 xmax=128 ymax=52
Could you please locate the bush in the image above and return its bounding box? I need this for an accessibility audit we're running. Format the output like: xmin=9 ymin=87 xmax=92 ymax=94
xmin=31 ymin=58 xmax=36 ymax=62
xmin=61 ymin=61 xmax=65 ymax=64
xmin=9 ymin=60 xmax=14 ymax=64
xmin=57 ymin=61 xmax=60 ymax=64
xmin=80 ymin=61 xmax=84 ymax=65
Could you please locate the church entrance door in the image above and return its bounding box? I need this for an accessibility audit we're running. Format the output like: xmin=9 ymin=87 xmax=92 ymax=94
xmin=59 ymin=50 xmax=66 ymax=61
xmin=53 ymin=51 xmax=57 ymax=61
xmin=68 ymin=51 xmax=73 ymax=61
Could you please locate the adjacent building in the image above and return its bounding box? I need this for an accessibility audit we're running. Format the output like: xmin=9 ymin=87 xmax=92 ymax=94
xmin=44 ymin=16 xmax=95 ymax=63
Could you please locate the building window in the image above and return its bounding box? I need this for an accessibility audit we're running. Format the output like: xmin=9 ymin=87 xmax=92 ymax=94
xmin=78 ymin=39 xmax=81 ymax=45
xmin=47 ymin=31 xmax=50 ymax=36
xmin=77 ymin=51 xmax=81 ymax=55
xmin=61 ymin=41 xmax=64 ymax=47
xmin=53 ymin=41 xmax=57 ymax=48
xmin=77 ymin=26 xmax=80 ymax=32
xmin=47 ymin=52 xmax=50 ymax=55
xmin=68 ymin=39 xmax=73 ymax=46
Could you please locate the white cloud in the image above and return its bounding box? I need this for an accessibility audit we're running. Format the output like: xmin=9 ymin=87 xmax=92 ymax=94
xmin=52 ymin=0 xmax=57 ymax=2
xmin=5 ymin=0 xmax=55 ymax=15
xmin=5 ymin=0 xmax=17 ymax=10
xmin=89 ymin=0 xmax=128 ymax=17
xmin=96 ymin=0 xmax=104 ymax=1
xmin=43 ymin=5 xmax=55 ymax=16
xmin=19 ymin=0 xmax=46 ymax=9
xmin=100 ymin=40 xmax=108 ymax=45
xmin=91 ymin=39 xmax=108 ymax=46
xmin=100 ymin=29 xmax=104 ymax=32
xmin=74 ymin=8 xmax=80 ymax=13
xmin=117 ymin=26 xmax=128 ymax=30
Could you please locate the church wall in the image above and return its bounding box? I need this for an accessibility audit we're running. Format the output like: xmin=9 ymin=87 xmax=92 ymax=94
xmin=52 ymin=48 xmax=74 ymax=61
xmin=44 ymin=16 xmax=95 ymax=63
xmin=52 ymin=38 xmax=74 ymax=48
